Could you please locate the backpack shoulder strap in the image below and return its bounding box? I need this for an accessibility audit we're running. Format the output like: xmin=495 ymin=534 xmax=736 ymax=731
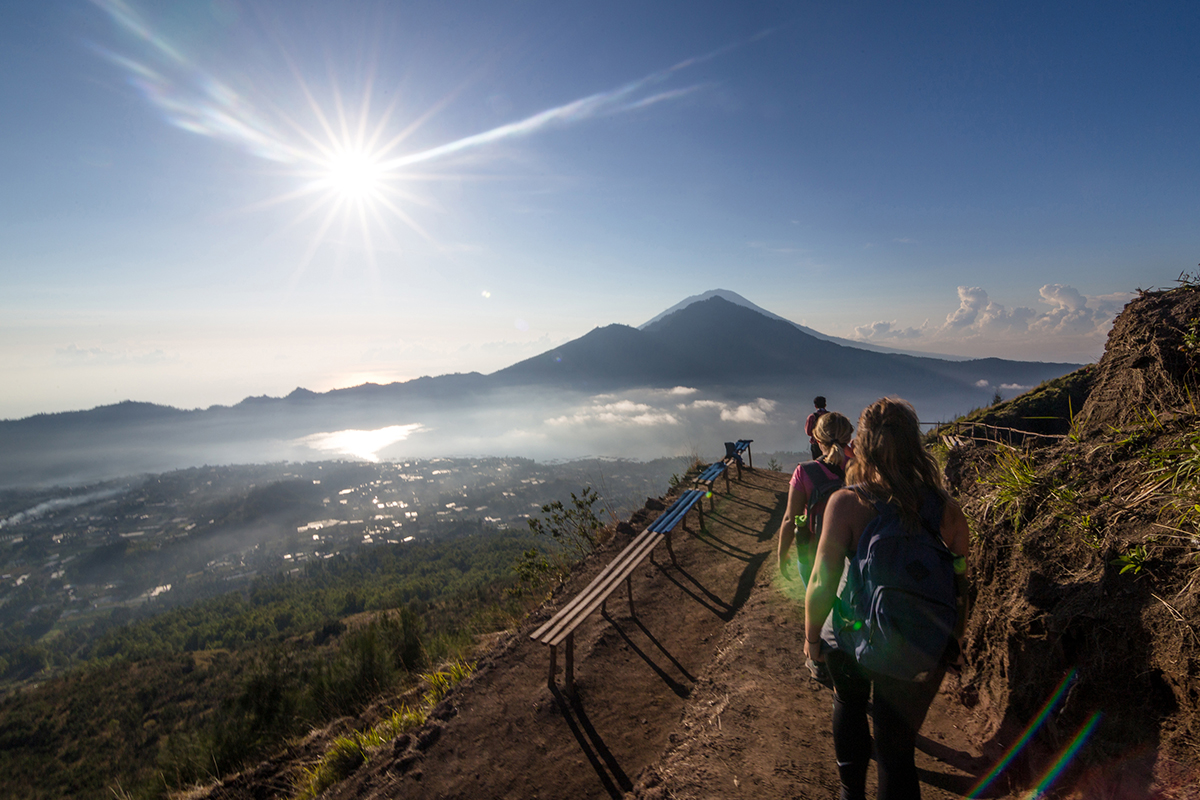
xmin=849 ymin=485 xmax=887 ymax=514
xmin=800 ymin=462 xmax=846 ymax=528
xmin=800 ymin=461 xmax=844 ymax=493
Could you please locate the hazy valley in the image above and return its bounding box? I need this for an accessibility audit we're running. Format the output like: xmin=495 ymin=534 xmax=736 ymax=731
xmin=0 ymin=292 xmax=1080 ymax=489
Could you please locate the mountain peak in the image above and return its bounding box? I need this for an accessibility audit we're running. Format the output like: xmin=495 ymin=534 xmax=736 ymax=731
xmin=639 ymin=290 xmax=786 ymax=329
xmin=640 ymin=289 xmax=973 ymax=361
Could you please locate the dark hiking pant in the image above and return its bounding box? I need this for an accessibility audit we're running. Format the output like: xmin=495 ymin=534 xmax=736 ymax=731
xmin=825 ymin=649 xmax=945 ymax=800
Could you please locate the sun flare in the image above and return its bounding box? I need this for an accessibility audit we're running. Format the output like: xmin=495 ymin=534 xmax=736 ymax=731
xmin=321 ymin=148 xmax=387 ymax=202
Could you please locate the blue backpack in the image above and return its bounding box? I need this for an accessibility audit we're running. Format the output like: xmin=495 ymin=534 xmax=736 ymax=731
xmin=831 ymin=488 xmax=958 ymax=682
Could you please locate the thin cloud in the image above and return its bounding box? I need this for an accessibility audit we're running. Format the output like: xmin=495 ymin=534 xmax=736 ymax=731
xmin=56 ymin=344 xmax=174 ymax=365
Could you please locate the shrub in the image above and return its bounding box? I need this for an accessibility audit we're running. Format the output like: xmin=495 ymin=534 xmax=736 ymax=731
xmin=510 ymin=487 xmax=604 ymax=597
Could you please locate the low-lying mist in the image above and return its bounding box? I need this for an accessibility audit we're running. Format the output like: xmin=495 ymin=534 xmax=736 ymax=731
xmin=0 ymin=383 xmax=990 ymax=490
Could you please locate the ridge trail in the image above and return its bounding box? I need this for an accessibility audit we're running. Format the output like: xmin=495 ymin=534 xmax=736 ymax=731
xmin=306 ymin=468 xmax=1012 ymax=800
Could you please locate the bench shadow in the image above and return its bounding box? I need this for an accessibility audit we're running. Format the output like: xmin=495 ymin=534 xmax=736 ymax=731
xmin=654 ymin=561 xmax=735 ymax=619
xmin=711 ymin=492 xmax=778 ymax=514
xmin=602 ymin=609 xmax=694 ymax=694
xmin=657 ymin=552 xmax=768 ymax=622
xmin=703 ymin=501 xmax=787 ymax=546
xmin=698 ymin=513 xmax=763 ymax=541
xmin=686 ymin=527 xmax=756 ymax=559
xmin=550 ymin=684 xmax=632 ymax=799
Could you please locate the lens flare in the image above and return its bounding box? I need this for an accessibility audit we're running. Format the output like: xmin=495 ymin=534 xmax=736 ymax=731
xmin=89 ymin=0 xmax=772 ymax=277
xmin=966 ymin=669 xmax=1077 ymax=799
xmin=1022 ymin=712 xmax=1102 ymax=799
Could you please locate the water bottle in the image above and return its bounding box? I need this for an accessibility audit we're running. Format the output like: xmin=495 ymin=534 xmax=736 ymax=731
xmin=952 ymin=555 xmax=969 ymax=639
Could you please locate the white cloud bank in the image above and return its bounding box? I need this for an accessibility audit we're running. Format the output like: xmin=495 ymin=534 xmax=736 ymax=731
xmin=547 ymin=394 xmax=778 ymax=429
xmin=852 ymin=284 xmax=1134 ymax=362
xmin=546 ymin=399 xmax=681 ymax=427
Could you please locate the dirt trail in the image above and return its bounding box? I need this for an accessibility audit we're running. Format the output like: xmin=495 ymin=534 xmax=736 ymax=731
xmin=306 ymin=466 xmax=1023 ymax=800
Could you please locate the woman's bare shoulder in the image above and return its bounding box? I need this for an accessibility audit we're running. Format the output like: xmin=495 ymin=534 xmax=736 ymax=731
xmin=827 ymin=487 xmax=875 ymax=519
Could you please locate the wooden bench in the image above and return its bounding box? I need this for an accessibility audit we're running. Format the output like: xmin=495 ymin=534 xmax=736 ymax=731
xmin=695 ymin=460 xmax=731 ymax=495
xmin=529 ymin=489 xmax=707 ymax=695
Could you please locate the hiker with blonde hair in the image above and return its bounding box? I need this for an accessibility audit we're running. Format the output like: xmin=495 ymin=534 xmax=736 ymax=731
xmin=777 ymin=410 xmax=855 ymax=588
xmin=805 ymin=397 xmax=970 ymax=800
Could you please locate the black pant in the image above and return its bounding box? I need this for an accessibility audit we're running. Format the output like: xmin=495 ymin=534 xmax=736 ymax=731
xmin=810 ymin=443 xmax=822 ymax=462
xmin=825 ymin=649 xmax=945 ymax=800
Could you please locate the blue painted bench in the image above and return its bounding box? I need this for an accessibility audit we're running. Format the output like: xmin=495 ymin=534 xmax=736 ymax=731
xmin=530 ymin=489 xmax=707 ymax=695
xmin=695 ymin=460 xmax=731 ymax=495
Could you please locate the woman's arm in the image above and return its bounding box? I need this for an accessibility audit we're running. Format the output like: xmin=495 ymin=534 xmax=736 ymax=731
xmin=777 ymin=481 xmax=807 ymax=578
xmin=804 ymin=488 xmax=858 ymax=661
xmin=941 ymin=497 xmax=970 ymax=562
xmin=941 ymin=497 xmax=971 ymax=647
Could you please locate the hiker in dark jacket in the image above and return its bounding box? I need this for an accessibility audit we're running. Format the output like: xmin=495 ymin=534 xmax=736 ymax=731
xmin=804 ymin=397 xmax=970 ymax=800
xmin=805 ymin=396 xmax=828 ymax=461
xmin=777 ymin=411 xmax=854 ymax=587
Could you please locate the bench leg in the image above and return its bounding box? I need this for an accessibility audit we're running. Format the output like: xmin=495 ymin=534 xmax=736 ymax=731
xmin=747 ymin=446 xmax=753 ymax=469
xmin=697 ymin=504 xmax=704 ymax=531
xmin=548 ymin=644 xmax=557 ymax=689
xmin=665 ymin=530 xmax=677 ymax=565
xmin=565 ymin=632 xmax=575 ymax=698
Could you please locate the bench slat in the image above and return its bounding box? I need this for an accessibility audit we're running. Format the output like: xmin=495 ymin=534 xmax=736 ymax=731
xmin=530 ymin=489 xmax=706 ymax=647
xmin=646 ymin=490 xmax=704 ymax=533
xmin=531 ymin=529 xmax=665 ymax=646
xmin=530 ymin=524 xmax=663 ymax=640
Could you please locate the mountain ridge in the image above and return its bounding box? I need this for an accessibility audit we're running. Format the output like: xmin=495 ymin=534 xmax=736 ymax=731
xmin=0 ymin=293 xmax=1084 ymax=487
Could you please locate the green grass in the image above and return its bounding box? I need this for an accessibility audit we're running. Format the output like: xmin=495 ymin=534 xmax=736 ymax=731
xmin=981 ymin=445 xmax=1039 ymax=530
xmin=293 ymin=661 xmax=476 ymax=799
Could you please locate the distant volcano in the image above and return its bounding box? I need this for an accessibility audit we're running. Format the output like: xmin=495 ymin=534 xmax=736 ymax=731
xmin=0 ymin=292 xmax=1082 ymax=487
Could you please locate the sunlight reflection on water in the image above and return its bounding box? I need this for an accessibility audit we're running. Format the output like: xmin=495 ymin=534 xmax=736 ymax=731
xmin=298 ymin=424 xmax=425 ymax=462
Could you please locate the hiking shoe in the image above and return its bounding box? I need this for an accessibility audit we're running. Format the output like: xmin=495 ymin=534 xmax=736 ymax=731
xmin=807 ymin=658 xmax=833 ymax=689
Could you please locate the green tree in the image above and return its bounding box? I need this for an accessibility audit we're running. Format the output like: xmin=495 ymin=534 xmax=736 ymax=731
xmin=511 ymin=486 xmax=605 ymax=597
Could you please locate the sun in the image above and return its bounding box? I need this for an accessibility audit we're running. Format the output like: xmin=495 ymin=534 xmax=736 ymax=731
xmin=321 ymin=147 xmax=387 ymax=202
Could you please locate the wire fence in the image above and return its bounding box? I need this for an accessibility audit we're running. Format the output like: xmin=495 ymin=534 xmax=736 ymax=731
xmin=923 ymin=419 xmax=1069 ymax=447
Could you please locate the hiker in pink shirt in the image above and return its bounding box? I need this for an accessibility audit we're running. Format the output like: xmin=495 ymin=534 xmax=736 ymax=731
xmin=778 ymin=410 xmax=854 ymax=587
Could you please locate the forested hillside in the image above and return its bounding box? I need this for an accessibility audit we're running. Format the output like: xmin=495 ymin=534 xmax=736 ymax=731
xmin=0 ymin=519 xmax=535 ymax=799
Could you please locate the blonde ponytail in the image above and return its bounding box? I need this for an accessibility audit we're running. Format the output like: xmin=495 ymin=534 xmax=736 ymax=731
xmin=814 ymin=411 xmax=854 ymax=470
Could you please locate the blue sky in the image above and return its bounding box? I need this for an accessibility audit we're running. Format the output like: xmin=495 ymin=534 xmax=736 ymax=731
xmin=1 ymin=0 xmax=1196 ymax=419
